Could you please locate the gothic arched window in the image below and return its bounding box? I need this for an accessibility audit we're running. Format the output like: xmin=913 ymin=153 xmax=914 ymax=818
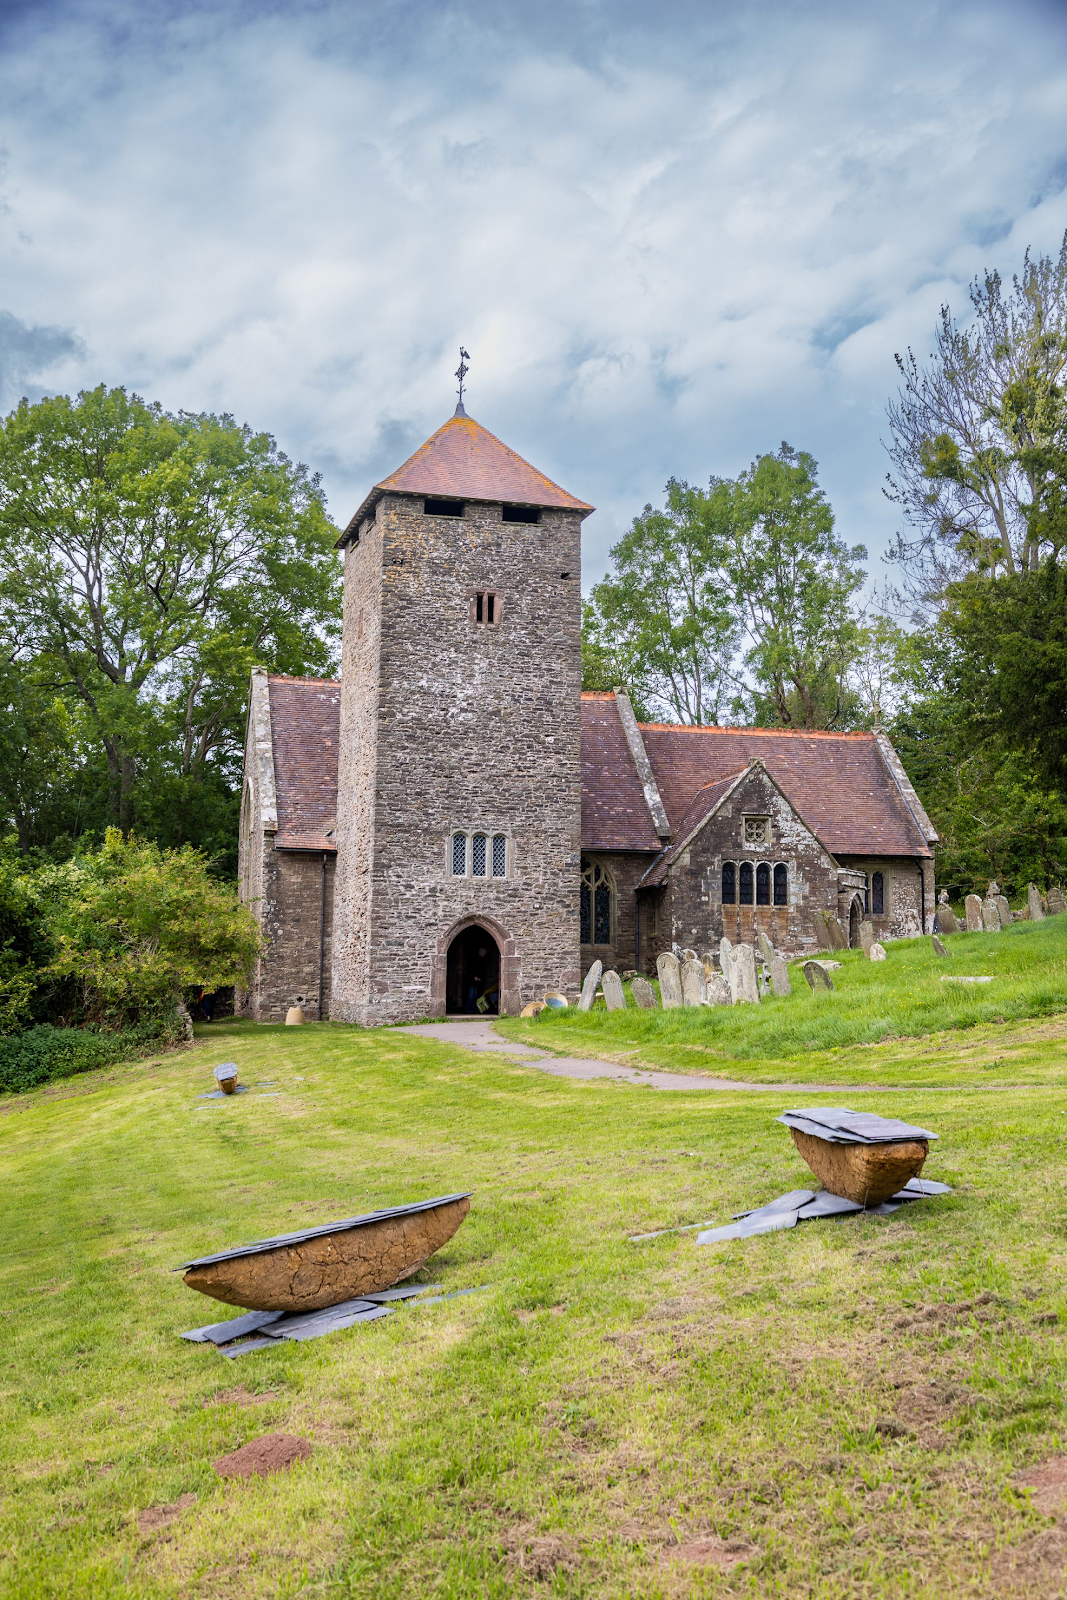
xmin=773 ymin=863 xmax=788 ymax=906
xmin=721 ymin=862 xmax=736 ymax=904
xmin=739 ymin=861 xmax=754 ymax=905
xmin=872 ymin=871 xmax=885 ymax=915
xmin=756 ymin=862 xmax=771 ymax=906
xmin=580 ymin=857 xmax=614 ymax=946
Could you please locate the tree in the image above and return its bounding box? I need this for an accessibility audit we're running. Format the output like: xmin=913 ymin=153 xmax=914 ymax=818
xmin=0 ymin=386 xmax=341 ymax=843
xmin=885 ymin=235 xmax=1067 ymax=599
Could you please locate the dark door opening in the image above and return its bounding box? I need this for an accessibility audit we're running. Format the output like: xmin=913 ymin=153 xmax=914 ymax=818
xmin=849 ymin=898 xmax=861 ymax=948
xmin=446 ymin=925 xmax=500 ymax=1015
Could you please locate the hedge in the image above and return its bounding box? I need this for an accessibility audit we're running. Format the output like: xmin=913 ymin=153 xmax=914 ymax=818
xmin=0 ymin=1019 xmax=177 ymax=1096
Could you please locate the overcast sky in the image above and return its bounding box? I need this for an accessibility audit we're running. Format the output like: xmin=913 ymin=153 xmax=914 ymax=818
xmin=2 ymin=0 xmax=1067 ymax=582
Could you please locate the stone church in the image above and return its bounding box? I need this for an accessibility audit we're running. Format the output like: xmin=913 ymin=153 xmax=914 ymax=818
xmin=237 ymin=406 xmax=936 ymax=1024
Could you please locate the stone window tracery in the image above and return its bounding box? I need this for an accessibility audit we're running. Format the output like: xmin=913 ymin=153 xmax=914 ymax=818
xmin=580 ymin=856 xmax=614 ymax=946
xmin=743 ymin=816 xmax=770 ymax=846
xmin=449 ymin=830 xmax=510 ymax=879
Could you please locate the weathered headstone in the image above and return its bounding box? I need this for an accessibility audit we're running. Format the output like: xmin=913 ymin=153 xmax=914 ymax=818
xmin=657 ymin=951 xmax=683 ymax=1009
xmin=631 ymin=974 xmax=658 ymax=1009
xmin=601 ymin=969 xmax=627 ymax=1011
xmin=804 ymin=960 xmax=834 ymax=991
xmin=770 ymin=954 xmax=791 ymax=997
xmin=965 ymin=893 xmax=983 ymax=931
xmin=680 ymin=957 xmax=706 ymax=1007
xmin=705 ymin=973 xmax=732 ymax=1005
xmin=869 ymin=942 xmax=887 ymax=961
xmin=936 ymin=901 xmax=959 ymax=935
xmin=987 ymin=879 xmax=1000 ymax=897
xmin=859 ymin=919 xmax=875 ymax=956
xmin=671 ymin=943 xmax=685 ymax=962
xmin=681 ymin=948 xmax=698 ymax=964
xmin=577 ymin=960 xmax=603 ymax=1012
xmin=718 ymin=935 xmax=733 ymax=972
xmin=1049 ymin=886 xmax=1067 ymax=917
xmin=995 ymin=894 xmax=1012 ymax=928
xmin=821 ymin=913 xmax=847 ymax=951
xmin=729 ymin=944 xmax=760 ymax=1005
xmin=981 ymin=897 xmax=1000 ymax=932
xmin=931 ymin=934 xmax=948 ymax=958
xmin=758 ymin=930 xmax=776 ymax=964
xmin=701 ymin=951 xmax=717 ymax=985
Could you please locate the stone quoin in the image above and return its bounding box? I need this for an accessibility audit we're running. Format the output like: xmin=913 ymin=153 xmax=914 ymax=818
xmin=236 ymin=404 xmax=936 ymax=1022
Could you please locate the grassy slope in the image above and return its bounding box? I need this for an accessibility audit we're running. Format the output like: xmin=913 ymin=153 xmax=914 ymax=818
xmin=496 ymin=917 xmax=1067 ymax=1086
xmin=3 ymin=1016 xmax=1067 ymax=1596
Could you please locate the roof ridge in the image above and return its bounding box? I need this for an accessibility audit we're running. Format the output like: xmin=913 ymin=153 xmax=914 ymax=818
xmin=638 ymin=721 xmax=876 ymax=740
xmin=267 ymin=674 xmax=341 ymax=686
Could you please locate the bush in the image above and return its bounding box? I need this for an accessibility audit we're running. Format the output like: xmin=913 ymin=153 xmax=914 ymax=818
xmin=0 ymin=1018 xmax=176 ymax=1096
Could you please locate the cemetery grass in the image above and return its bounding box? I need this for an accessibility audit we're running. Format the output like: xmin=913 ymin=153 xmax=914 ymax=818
xmin=498 ymin=916 xmax=1067 ymax=1087
xmin=5 ymin=1023 xmax=1067 ymax=1597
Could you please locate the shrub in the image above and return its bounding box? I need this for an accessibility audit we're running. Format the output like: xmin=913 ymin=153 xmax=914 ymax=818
xmin=0 ymin=1018 xmax=176 ymax=1096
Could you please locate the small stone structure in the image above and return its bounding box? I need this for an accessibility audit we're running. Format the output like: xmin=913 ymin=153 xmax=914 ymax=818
xmin=804 ymin=961 xmax=834 ymax=991
xmin=601 ymin=969 xmax=626 ymax=1011
xmin=1050 ymin=887 xmax=1067 ymax=916
xmin=770 ymin=955 xmax=791 ymax=996
xmin=681 ymin=957 xmax=706 ymax=1006
xmin=965 ymin=894 xmax=983 ymax=931
xmin=931 ymin=934 xmax=947 ymax=958
xmin=869 ymin=942 xmax=887 ymax=961
xmin=1028 ymin=884 xmax=1046 ymax=922
xmin=728 ymin=944 xmax=760 ymax=1004
xmin=631 ymin=975 xmax=657 ymax=1008
xmin=657 ymin=951 xmax=683 ymax=1009
xmin=577 ymin=960 xmax=603 ymax=1011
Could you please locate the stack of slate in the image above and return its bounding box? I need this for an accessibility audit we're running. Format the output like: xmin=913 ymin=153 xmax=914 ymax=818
xmin=779 ymin=1107 xmax=937 ymax=1205
xmin=695 ymin=1174 xmax=952 ymax=1245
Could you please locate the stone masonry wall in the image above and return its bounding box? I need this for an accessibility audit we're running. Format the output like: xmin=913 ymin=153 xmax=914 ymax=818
xmin=836 ymin=854 xmax=933 ymax=941
xmin=332 ymin=492 xmax=584 ymax=1024
xmin=250 ymin=848 xmax=335 ymax=1022
xmin=580 ymin=851 xmax=656 ymax=980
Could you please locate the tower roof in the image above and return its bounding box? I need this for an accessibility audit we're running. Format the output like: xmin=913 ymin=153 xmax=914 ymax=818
xmin=339 ymin=413 xmax=592 ymax=544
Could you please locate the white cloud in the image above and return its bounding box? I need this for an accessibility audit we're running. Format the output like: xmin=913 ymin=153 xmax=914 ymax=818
xmin=1 ymin=0 xmax=1066 ymax=581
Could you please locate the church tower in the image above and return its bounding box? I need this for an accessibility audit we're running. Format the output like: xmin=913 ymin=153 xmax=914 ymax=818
xmin=329 ymin=404 xmax=592 ymax=1025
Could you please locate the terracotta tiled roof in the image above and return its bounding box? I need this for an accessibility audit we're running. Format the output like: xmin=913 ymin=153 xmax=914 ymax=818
xmin=580 ymin=692 xmax=663 ymax=851
xmin=267 ymin=676 xmax=341 ymax=852
xmin=637 ymin=719 xmax=933 ymax=859
xmin=639 ymin=771 xmax=748 ymax=886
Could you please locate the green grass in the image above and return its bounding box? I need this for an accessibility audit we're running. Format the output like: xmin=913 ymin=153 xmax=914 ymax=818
xmin=5 ymin=1006 xmax=1067 ymax=1595
xmin=496 ymin=916 xmax=1067 ymax=1086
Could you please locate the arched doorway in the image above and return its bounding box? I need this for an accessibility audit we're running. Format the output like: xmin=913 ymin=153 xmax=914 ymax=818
xmin=849 ymin=897 xmax=862 ymax=948
xmin=446 ymin=924 xmax=501 ymax=1015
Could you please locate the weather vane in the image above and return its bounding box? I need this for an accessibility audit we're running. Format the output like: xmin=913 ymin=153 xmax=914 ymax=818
xmin=454 ymin=346 xmax=470 ymax=415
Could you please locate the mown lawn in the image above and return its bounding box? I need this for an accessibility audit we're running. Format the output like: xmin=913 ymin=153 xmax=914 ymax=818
xmin=498 ymin=916 xmax=1067 ymax=1086
xmin=4 ymin=980 xmax=1067 ymax=1595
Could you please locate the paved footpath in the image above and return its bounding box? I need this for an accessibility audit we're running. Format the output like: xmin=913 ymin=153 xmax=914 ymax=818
xmin=396 ymin=1018 xmax=849 ymax=1093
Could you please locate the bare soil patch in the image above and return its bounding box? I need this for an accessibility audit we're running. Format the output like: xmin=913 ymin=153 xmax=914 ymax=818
xmin=1017 ymin=1455 xmax=1067 ymax=1515
xmin=659 ymin=1535 xmax=759 ymax=1570
xmin=503 ymin=1523 xmax=578 ymax=1579
xmin=136 ymin=1493 xmax=196 ymax=1537
xmin=213 ymin=1432 xmax=312 ymax=1481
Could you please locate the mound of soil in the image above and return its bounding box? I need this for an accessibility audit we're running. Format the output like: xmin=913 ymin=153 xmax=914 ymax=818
xmin=213 ymin=1431 xmax=312 ymax=1480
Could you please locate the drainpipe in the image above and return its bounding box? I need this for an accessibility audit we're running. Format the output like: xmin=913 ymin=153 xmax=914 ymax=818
xmin=319 ymin=851 xmax=328 ymax=1020
xmin=917 ymin=861 xmax=925 ymax=934
xmin=634 ymin=890 xmax=641 ymax=974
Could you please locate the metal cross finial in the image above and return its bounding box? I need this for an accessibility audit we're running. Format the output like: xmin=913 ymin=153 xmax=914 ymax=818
xmin=454 ymin=346 xmax=470 ymax=415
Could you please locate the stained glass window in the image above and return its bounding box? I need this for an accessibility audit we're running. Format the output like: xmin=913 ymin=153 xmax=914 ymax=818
xmin=580 ymin=857 xmax=614 ymax=945
xmin=756 ymin=862 xmax=771 ymax=905
xmin=472 ymin=833 xmax=487 ymax=877
xmin=739 ymin=861 xmax=754 ymax=905
xmin=721 ymin=862 xmax=736 ymax=904
xmin=451 ymin=833 xmax=467 ymax=876
xmin=492 ymin=835 xmax=507 ymax=877
xmin=773 ymin=864 xmax=788 ymax=906
xmin=872 ymin=871 xmax=885 ymax=915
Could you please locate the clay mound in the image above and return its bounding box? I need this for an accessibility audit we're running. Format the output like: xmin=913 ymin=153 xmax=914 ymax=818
xmin=213 ymin=1432 xmax=312 ymax=1481
xmin=789 ymin=1128 xmax=927 ymax=1205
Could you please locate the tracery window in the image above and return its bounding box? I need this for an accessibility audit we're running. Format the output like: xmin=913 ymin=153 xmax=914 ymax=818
xmin=739 ymin=861 xmax=754 ymax=905
xmin=450 ymin=830 xmax=509 ymax=878
xmin=580 ymin=857 xmax=614 ymax=946
xmin=756 ymin=862 xmax=771 ymax=906
xmin=872 ymin=871 xmax=885 ymax=915
xmin=721 ymin=861 xmax=736 ymax=904
xmin=773 ymin=863 xmax=788 ymax=906
xmin=743 ymin=816 xmax=770 ymax=846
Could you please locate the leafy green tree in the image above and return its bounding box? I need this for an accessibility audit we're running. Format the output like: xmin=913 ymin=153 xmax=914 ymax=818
xmin=0 ymin=386 xmax=341 ymax=845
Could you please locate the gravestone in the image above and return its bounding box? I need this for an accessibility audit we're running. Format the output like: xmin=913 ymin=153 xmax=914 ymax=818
xmin=705 ymin=973 xmax=732 ymax=1005
xmin=1049 ymin=887 xmax=1067 ymax=916
xmin=631 ymin=974 xmax=658 ymax=1009
xmin=981 ymin=897 xmax=1000 ymax=932
xmin=931 ymin=934 xmax=948 ymax=958
xmin=965 ymin=894 xmax=983 ymax=931
xmin=718 ymin=935 xmax=733 ymax=972
xmin=869 ymin=942 xmax=887 ymax=961
xmin=936 ymin=901 xmax=959 ymax=935
xmin=821 ymin=913 xmax=847 ymax=951
xmin=577 ymin=960 xmax=603 ymax=1012
xmin=729 ymin=944 xmax=760 ymax=1005
xmin=859 ymin=920 xmax=875 ymax=956
xmin=987 ymin=879 xmax=1000 ymax=897
xmin=681 ymin=948 xmax=698 ymax=963
xmin=681 ymin=957 xmax=706 ymax=1006
xmin=770 ymin=955 xmax=791 ymax=997
xmin=657 ymin=952 xmax=683 ymax=1009
xmin=995 ymin=894 xmax=1012 ymax=928
xmin=804 ymin=960 xmax=835 ymax=991
xmin=601 ymin=969 xmax=627 ymax=1011
xmin=701 ymin=951 xmax=717 ymax=986
xmin=758 ymin=930 xmax=776 ymax=964
xmin=671 ymin=943 xmax=685 ymax=962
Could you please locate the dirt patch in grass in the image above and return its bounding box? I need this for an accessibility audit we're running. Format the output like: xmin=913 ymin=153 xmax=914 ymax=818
xmin=1016 ymin=1455 xmax=1067 ymax=1515
xmin=660 ymin=1534 xmax=760 ymax=1571
xmin=213 ymin=1433 xmax=312 ymax=1481
xmin=204 ymin=1385 xmax=279 ymax=1409
xmin=503 ymin=1523 xmax=578 ymax=1579
xmin=136 ymin=1493 xmax=196 ymax=1537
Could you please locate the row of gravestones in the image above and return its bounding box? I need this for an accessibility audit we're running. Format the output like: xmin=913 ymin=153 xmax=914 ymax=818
xmin=950 ymin=880 xmax=1067 ymax=934
xmin=578 ymin=933 xmax=804 ymax=1014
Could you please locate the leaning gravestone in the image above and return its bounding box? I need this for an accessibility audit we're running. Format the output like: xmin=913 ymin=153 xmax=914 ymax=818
xmin=821 ymin=913 xmax=847 ymax=951
xmin=937 ymin=902 xmax=959 ymax=935
xmin=1027 ymin=883 xmax=1045 ymax=922
xmin=1049 ymin=887 xmax=1067 ymax=917
xmin=577 ymin=960 xmax=603 ymax=1012
xmin=631 ymin=974 xmax=658 ymax=1009
xmin=995 ymin=894 xmax=1012 ymax=928
xmin=758 ymin=930 xmax=776 ymax=964
xmin=729 ymin=944 xmax=760 ymax=1005
xmin=770 ymin=954 xmax=791 ymax=997
xmin=718 ymin=935 xmax=733 ymax=972
xmin=981 ymin=897 xmax=1000 ymax=932
xmin=965 ymin=893 xmax=983 ymax=931
xmin=932 ymin=934 xmax=948 ymax=958
xmin=705 ymin=973 xmax=731 ymax=1005
xmin=869 ymin=942 xmax=887 ymax=961
xmin=601 ymin=969 xmax=627 ymax=1011
xmin=859 ymin=920 xmax=875 ymax=956
xmin=681 ymin=948 xmax=698 ymax=964
xmin=804 ymin=960 xmax=835 ymax=991
xmin=657 ymin=951 xmax=683 ymax=1009
xmin=680 ymin=957 xmax=705 ymax=1007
